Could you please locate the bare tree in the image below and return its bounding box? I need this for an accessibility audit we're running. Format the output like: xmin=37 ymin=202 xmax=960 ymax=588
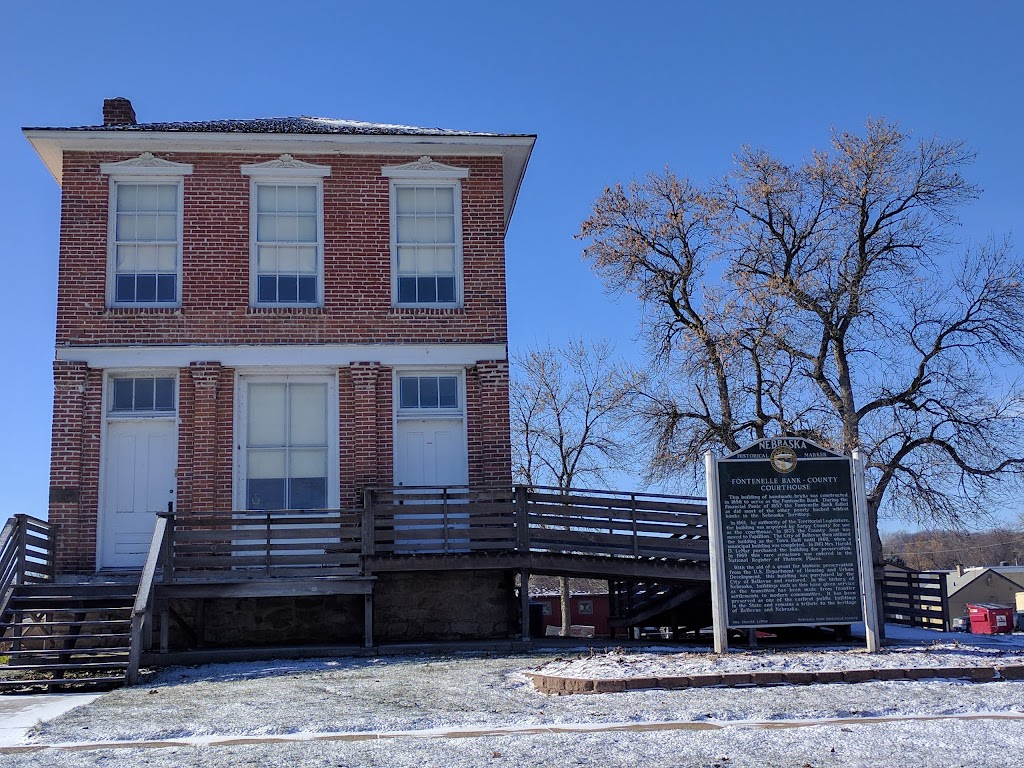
xmin=510 ymin=339 xmax=637 ymax=635
xmin=578 ymin=118 xmax=1024 ymax=602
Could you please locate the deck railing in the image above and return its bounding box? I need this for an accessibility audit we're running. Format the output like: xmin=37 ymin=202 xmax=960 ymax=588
xmin=364 ymin=485 xmax=709 ymax=562
xmin=522 ymin=487 xmax=709 ymax=562
xmin=0 ymin=515 xmax=57 ymax=668
xmin=128 ymin=514 xmax=169 ymax=684
xmin=0 ymin=514 xmax=56 ymax=601
xmin=162 ymin=510 xmax=364 ymax=579
xmin=367 ymin=487 xmax=516 ymax=556
xmin=151 ymin=486 xmax=711 ymax=576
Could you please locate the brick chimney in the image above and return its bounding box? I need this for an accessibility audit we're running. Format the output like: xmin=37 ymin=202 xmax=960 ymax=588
xmin=102 ymin=97 xmax=137 ymax=126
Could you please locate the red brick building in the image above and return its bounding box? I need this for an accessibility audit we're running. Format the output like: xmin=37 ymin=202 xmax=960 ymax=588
xmin=26 ymin=98 xmax=535 ymax=575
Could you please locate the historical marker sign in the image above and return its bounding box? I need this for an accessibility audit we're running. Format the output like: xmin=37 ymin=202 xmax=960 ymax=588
xmin=714 ymin=438 xmax=862 ymax=628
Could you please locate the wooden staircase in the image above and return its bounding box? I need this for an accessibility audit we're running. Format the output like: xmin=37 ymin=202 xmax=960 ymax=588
xmin=609 ymin=580 xmax=712 ymax=638
xmin=0 ymin=582 xmax=138 ymax=692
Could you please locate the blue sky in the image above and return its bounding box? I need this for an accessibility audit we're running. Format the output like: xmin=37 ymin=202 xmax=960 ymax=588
xmin=3 ymin=1 xmax=1022 ymax=530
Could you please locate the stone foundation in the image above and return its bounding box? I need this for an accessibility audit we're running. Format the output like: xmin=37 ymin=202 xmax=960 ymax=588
xmin=165 ymin=594 xmax=364 ymax=649
xmin=374 ymin=570 xmax=514 ymax=642
xmin=159 ymin=569 xmax=515 ymax=649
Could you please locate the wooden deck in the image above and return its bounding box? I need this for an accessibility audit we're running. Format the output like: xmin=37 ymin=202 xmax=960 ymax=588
xmin=127 ymin=486 xmax=712 ymax=668
xmin=2 ymin=488 xmax=713 ymax=684
xmin=146 ymin=486 xmax=711 ymax=584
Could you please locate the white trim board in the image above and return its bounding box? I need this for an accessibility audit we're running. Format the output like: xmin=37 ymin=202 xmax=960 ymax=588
xmin=56 ymin=343 xmax=507 ymax=368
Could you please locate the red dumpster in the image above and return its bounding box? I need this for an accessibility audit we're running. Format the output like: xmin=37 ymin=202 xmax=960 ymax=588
xmin=967 ymin=603 xmax=1015 ymax=635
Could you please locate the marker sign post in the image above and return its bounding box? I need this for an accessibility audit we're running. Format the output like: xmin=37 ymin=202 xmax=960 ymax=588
xmin=706 ymin=438 xmax=879 ymax=653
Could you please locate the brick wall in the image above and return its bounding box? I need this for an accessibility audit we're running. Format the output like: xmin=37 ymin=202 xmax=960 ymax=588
xmin=56 ymin=152 xmax=508 ymax=347
xmin=50 ymin=148 xmax=513 ymax=572
xmin=467 ymin=360 xmax=512 ymax=487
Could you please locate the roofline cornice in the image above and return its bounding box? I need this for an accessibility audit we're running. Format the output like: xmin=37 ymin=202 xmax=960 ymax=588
xmin=23 ymin=129 xmax=536 ymax=230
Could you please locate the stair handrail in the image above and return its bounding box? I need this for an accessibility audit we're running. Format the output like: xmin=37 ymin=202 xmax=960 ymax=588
xmin=127 ymin=513 xmax=171 ymax=685
xmin=0 ymin=514 xmax=56 ymax=622
xmin=0 ymin=516 xmax=21 ymax=625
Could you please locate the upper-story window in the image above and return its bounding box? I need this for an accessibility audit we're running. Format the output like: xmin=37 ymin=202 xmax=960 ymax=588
xmin=241 ymin=155 xmax=331 ymax=308
xmin=100 ymin=154 xmax=193 ymax=308
xmin=383 ymin=157 xmax=469 ymax=308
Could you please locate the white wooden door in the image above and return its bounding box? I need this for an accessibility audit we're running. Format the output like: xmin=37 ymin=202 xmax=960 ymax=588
xmin=100 ymin=419 xmax=176 ymax=569
xmin=394 ymin=418 xmax=468 ymax=551
xmin=395 ymin=419 xmax=467 ymax=488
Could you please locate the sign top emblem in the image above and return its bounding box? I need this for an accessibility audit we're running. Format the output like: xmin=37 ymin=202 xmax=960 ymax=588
xmin=769 ymin=446 xmax=797 ymax=474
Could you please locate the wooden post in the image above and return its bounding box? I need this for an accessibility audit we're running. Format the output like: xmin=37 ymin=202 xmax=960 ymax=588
xmin=442 ymin=486 xmax=449 ymax=553
xmin=15 ymin=515 xmax=27 ymax=585
xmin=519 ymin=567 xmax=531 ymax=642
xmin=159 ymin=602 xmax=170 ymax=654
xmin=852 ymin=450 xmax=881 ymax=653
xmin=362 ymin=489 xmax=376 ymax=559
xmin=514 ymin=486 xmax=529 ymax=551
xmin=364 ymin=593 xmax=374 ymax=649
xmin=630 ymin=494 xmax=639 ymax=558
xmin=161 ymin=516 xmax=175 ymax=583
xmin=127 ymin=613 xmax=144 ymax=685
xmin=264 ymin=513 xmax=272 ymax=574
xmin=940 ymin=573 xmax=951 ymax=632
xmin=705 ymin=452 xmax=729 ymax=654
xmin=43 ymin=520 xmax=57 ymax=581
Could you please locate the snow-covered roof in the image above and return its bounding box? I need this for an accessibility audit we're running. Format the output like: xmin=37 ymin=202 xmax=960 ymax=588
xmin=23 ymin=112 xmax=536 ymax=231
xmin=23 ymin=115 xmax=530 ymax=138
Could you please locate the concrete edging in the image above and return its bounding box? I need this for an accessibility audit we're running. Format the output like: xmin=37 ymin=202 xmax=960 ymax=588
xmin=526 ymin=664 xmax=1024 ymax=695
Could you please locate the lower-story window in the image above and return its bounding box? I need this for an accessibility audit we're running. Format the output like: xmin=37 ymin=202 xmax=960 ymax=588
xmin=244 ymin=380 xmax=329 ymax=510
xmin=110 ymin=376 xmax=176 ymax=414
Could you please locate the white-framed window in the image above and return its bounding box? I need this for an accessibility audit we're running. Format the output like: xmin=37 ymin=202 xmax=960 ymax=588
xmin=383 ymin=157 xmax=468 ymax=308
xmin=241 ymin=156 xmax=331 ymax=308
xmin=101 ymin=154 xmax=193 ymax=309
xmin=398 ymin=374 xmax=460 ymax=412
xmin=109 ymin=375 xmax=176 ymax=415
xmin=237 ymin=373 xmax=338 ymax=511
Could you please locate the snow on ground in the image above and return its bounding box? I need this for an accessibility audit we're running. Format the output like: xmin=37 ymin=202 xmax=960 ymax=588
xmin=533 ymin=626 xmax=1024 ymax=680
xmin=5 ymin=626 xmax=1024 ymax=767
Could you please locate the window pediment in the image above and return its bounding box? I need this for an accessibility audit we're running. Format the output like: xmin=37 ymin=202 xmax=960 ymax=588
xmin=382 ymin=156 xmax=469 ymax=179
xmin=241 ymin=154 xmax=331 ymax=179
xmin=100 ymin=152 xmax=193 ymax=176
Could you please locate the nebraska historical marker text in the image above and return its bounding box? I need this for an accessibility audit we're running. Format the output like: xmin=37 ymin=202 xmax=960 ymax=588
xmin=714 ymin=438 xmax=862 ymax=627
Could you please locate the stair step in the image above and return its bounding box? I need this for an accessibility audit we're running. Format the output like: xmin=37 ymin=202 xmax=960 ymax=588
xmin=0 ymin=676 xmax=128 ymax=691
xmin=16 ymin=581 xmax=137 ymax=593
xmin=0 ymin=632 xmax=131 ymax=643
xmin=0 ymin=582 xmax=140 ymax=694
xmin=6 ymin=647 xmax=131 ymax=658
xmin=0 ymin=660 xmax=130 ymax=673
xmin=1 ymin=619 xmax=132 ymax=630
xmin=9 ymin=595 xmax=135 ymax=605
xmin=5 ymin=604 xmax=134 ymax=615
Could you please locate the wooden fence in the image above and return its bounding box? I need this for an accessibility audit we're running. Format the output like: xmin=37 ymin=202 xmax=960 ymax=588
xmin=366 ymin=487 xmax=517 ymax=556
xmin=881 ymin=568 xmax=949 ymax=631
xmin=150 ymin=486 xmax=710 ymax=572
xmin=0 ymin=514 xmax=56 ymax=594
xmin=521 ymin=488 xmax=709 ymax=562
xmin=162 ymin=510 xmax=364 ymax=580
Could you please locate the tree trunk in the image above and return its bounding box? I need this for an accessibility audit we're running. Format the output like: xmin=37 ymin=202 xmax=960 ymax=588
xmin=560 ymin=576 xmax=571 ymax=637
xmin=867 ymin=499 xmax=886 ymax=640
